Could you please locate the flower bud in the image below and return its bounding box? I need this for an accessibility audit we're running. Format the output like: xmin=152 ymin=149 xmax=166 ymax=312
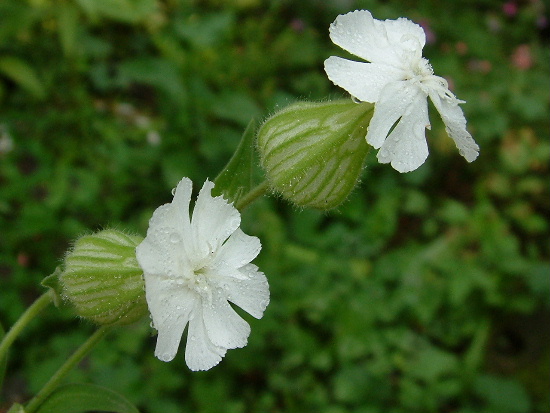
xmin=58 ymin=229 xmax=147 ymax=326
xmin=257 ymin=99 xmax=373 ymax=209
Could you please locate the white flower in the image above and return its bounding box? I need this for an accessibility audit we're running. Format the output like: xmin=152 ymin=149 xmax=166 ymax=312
xmin=324 ymin=10 xmax=479 ymax=173
xmin=136 ymin=178 xmax=269 ymax=371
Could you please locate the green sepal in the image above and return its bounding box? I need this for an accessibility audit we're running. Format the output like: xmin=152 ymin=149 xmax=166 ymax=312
xmin=213 ymin=119 xmax=256 ymax=205
xmin=41 ymin=266 xmax=66 ymax=308
xmin=34 ymin=383 xmax=140 ymax=413
xmin=59 ymin=229 xmax=147 ymax=326
xmin=257 ymin=99 xmax=373 ymax=209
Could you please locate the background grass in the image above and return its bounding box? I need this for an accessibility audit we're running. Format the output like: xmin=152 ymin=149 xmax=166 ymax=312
xmin=1 ymin=0 xmax=549 ymax=412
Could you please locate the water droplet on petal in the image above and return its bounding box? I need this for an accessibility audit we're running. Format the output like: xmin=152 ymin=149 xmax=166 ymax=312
xmin=169 ymin=233 xmax=182 ymax=244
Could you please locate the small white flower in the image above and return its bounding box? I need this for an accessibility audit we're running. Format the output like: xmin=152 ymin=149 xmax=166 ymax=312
xmin=136 ymin=177 xmax=269 ymax=371
xmin=324 ymin=10 xmax=479 ymax=173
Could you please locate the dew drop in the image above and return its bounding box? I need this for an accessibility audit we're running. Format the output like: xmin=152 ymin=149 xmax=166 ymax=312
xmin=171 ymin=187 xmax=176 ymax=196
xmin=158 ymin=353 xmax=171 ymax=362
xmin=169 ymin=233 xmax=182 ymax=244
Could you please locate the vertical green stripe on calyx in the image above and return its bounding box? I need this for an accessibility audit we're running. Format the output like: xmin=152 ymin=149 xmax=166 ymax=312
xmin=258 ymin=99 xmax=373 ymax=209
xmin=59 ymin=229 xmax=147 ymax=326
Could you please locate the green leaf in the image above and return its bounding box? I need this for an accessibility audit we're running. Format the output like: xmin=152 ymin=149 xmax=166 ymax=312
xmin=41 ymin=266 xmax=65 ymax=308
xmin=35 ymin=383 xmax=140 ymax=413
xmin=474 ymin=374 xmax=531 ymax=413
xmin=117 ymin=58 xmax=186 ymax=102
xmin=0 ymin=322 xmax=7 ymax=391
xmin=211 ymin=91 xmax=262 ymax=127
xmin=74 ymin=0 xmax=156 ymax=23
xmin=57 ymin=4 xmax=80 ymax=56
xmin=213 ymin=119 xmax=256 ymax=205
xmin=0 ymin=56 xmax=46 ymax=99
xmin=174 ymin=12 xmax=235 ymax=48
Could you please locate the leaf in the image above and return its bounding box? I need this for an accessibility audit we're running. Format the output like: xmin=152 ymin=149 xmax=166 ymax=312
xmin=41 ymin=266 xmax=65 ymax=308
xmin=117 ymin=58 xmax=186 ymax=102
xmin=35 ymin=383 xmax=140 ymax=413
xmin=0 ymin=322 xmax=7 ymax=391
xmin=474 ymin=374 xmax=531 ymax=413
xmin=57 ymin=4 xmax=80 ymax=56
xmin=75 ymin=0 xmax=156 ymax=23
xmin=213 ymin=120 xmax=256 ymax=205
xmin=174 ymin=12 xmax=235 ymax=48
xmin=0 ymin=56 xmax=46 ymax=99
xmin=210 ymin=91 xmax=262 ymax=127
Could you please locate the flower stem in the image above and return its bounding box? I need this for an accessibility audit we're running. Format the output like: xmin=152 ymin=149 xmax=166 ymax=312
xmin=25 ymin=326 xmax=112 ymax=413
xmin=0 ymin=292 xmax=53 ymax=362
xmin=235 ymin=181 xmax=270 ymax=211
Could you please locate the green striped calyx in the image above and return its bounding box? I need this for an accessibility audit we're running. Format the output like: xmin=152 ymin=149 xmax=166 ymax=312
xmin=257 ymin=99 xmax=373 ymax=209
xmin=59 ymin=229 xmax=147 ymax=326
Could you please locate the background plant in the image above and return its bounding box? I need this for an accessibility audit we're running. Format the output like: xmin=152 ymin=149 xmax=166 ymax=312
xmin=1 ymin=0 xmax=548 ymax=412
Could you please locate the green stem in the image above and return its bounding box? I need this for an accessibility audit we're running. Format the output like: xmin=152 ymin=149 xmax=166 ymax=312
xmin=0 ymin=292 xmax=53 ymax=362
xmin=25 ymin=326 xmax=112 ymax=413
xmin=235 ymin=181 xmax=270 ymax=211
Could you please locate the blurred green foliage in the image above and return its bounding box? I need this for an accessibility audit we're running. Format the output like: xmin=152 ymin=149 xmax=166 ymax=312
xmin=1 ymin=0 xmax=548 ymax=412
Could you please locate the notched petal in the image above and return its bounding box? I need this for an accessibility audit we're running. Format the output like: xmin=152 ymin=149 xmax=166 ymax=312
xmin=185 ymin=308 xmax=227 ymax=371
xmin=324 ymin=57 xmax=403 ymax=102
xmin=429 ymin=91 xmax=479 ymax=162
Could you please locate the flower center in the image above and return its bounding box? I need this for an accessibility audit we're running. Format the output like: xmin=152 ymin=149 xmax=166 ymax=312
xmin=405 ymin=57 xmax=454 ymax=99
xmin=406 ymin=57 xmax=434 ymax=84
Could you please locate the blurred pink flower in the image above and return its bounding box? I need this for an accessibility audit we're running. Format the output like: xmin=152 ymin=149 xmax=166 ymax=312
xmin=468 ymin=59 xmax=493 ymax=74
xmin=455 ymin=41 xmax=468 ymax=55
xmin=290 ymin=18 xmax=305 ymax=32
xmin=419 ymin=19 xmax=436 ymax=44
xmin=503 ymin=1 xmax=518 ymax=17
xmin=511 ymin=44 xmax=533 ymax=70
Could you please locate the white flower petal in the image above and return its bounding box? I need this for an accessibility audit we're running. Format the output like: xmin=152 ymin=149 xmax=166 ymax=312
xmin=185 ymin=307 xmax=227 ymax=371
xmin=366 ymin=80 xmax=423 ymax=149
xmin=324 ymin=57 xmax=403 ymax=102
xmin=137 ymin=177 xmax=269 ymax=370
xmin=383 ymin=16 xmax=426 ymax=54
xmin=191 ymin=180 xmax=241 ymax=256
xmin=376 ymin=91 xmax=430 ymax=172
xmin=135 ymin=237 xmax=165 ymax=276
xmin=224 ymin=264 xmax=269 ymax=319
xmin=429 ymin=91 xmax=480 ymax=162
xmin=138 ymin=178 xmax=194 ymax=269
xmin=202 ymin=292 xmax=251 ymax=349
xmin=148 ymin=178 xmax=192 ymax=234
xmin=144 ymin=278 xmax=196 ymax=362
xmin=212 ymin=229 xmax=261 ymax=269
xmin=325 ymin=10 xmax=478 ymax=170
xmin=329 ymin=10 xmax=425 ymax=68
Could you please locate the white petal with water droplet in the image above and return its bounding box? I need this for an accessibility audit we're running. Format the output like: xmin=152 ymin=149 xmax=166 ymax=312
xmin=136 ymin=178 xmax=269 ymax=370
